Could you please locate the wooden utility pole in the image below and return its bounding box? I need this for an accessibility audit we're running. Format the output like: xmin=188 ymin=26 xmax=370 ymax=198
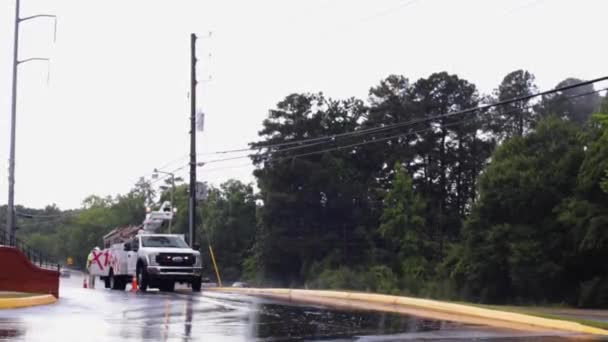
xmin=188 ymin=33 xmax=198 ymax=247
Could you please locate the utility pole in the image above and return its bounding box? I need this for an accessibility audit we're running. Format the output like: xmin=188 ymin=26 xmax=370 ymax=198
xmin=6 ymin=0 xmax=56 ymax=244
xmin=188 ymin=33 xmax=198 ymax=247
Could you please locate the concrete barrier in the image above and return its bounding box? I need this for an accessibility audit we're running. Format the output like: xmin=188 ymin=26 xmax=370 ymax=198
xmin=0 ymin=246 xmax=60 ymax=297
xmin=207 ymin=287 xmax=608 ymax=336
xmin=0 ymin=294 xmax=57 ymax=309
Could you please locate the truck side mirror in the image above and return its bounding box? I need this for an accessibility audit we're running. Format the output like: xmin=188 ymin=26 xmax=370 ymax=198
xmin=124 ymin=242 xmax=131 ymax=251
xmin=193 ymin=243 xmax=200 ymax=251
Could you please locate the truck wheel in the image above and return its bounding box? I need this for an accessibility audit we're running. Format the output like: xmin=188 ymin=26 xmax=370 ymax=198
xmin=191 ymin=277 xmax=202 ymax=292
xmin=137 ymin=265 xmax=148 ymax=292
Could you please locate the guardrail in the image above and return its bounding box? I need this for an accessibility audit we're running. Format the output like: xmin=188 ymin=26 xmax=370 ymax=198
xmin=1 ymin=229 xmax=60 ymax=272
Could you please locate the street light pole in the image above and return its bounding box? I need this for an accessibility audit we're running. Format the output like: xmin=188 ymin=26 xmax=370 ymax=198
xmin=7 ymin=0 xmax=21 ymax=244
xmin=6 ymin=0 xmax=56 ymax=244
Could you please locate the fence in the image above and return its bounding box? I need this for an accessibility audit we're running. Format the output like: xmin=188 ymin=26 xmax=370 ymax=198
xmin=1 ymin=229 xmax=60 ymax=272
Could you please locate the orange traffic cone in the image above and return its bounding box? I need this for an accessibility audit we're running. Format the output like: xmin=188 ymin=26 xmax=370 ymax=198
xmin=131 ymin=275 xmax=138 ymax=292
xmin=83 ymin=277 xmax=88 ymax=288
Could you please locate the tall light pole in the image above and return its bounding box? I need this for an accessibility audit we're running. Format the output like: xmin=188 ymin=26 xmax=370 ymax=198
xmin=153 ymin=168 xmax=175 ymax=233
xmin=6 ymin=0 xmax=56 ymax=244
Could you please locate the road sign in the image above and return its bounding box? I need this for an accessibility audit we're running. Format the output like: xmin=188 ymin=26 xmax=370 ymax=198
xmin=67 ymin=257 xmax=73 ymax=266
xmin=196 ymin=182 xmax=208 ymax=201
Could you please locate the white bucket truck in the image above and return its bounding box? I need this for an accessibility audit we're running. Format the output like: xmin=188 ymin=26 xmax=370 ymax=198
xmin=88 ymin=202 xmax=203 ymax=292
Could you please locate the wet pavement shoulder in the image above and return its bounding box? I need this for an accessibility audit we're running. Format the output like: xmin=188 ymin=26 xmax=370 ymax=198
xmin=207 ymin=287 xmax=608 ymax=337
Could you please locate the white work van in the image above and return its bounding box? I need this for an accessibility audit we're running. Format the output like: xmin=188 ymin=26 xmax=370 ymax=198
xmin=96 ymin=233 xmax=203 ymax=292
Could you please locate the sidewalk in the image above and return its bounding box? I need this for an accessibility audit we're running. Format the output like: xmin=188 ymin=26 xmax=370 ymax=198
xmin=0 ymin=291 xmax=57 ymax=309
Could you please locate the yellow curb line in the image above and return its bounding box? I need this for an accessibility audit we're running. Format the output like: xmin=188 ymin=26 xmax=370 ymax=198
xmin=0 ymin=294 xmax=57 ymax=309
xmin=207 ymin=287 xmax=608 ymax=336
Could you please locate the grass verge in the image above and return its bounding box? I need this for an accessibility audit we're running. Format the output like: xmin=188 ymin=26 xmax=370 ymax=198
xmin=462 ymin=303 xmax=608 ymax=330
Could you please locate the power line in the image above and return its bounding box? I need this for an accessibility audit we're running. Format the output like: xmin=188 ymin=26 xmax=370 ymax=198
xmin=267 ymin=85 xmax=608 ymax=162
xmin=199 ymin=163 xmax=254 ymax=173
xmin=130 ymin=81 xmax=608 ymax=188
xmin=198 ymin=79 xmax=608 ymax=165
xmin=268 ymin=117 xmax=478 ymax=163
xmin=15 ymin=210 xmax=79 ymax=219
xmin=150 ymin=164 xmax=189 ymax=185
xmin=152 ymin=85 xmax=608 ymax=178
xmin=198 ymin=77 xmax=608 ymax=158
xmin=156 ymin=154 xmax=189 ymax=171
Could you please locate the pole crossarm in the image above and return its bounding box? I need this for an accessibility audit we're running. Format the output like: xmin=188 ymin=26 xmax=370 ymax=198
xmin=17 ymin=57 xmax=50 ymax=65
xmin=19 ymin=13 xmax=56 ymax=22
xmin=19 ymin=14 xmax=57 ymax=42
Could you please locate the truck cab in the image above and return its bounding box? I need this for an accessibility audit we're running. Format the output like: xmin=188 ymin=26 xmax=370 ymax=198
xmin=122 ymin=233 xmax=202 ymax=292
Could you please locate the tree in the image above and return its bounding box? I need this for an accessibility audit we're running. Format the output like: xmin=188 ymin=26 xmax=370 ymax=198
xmin=554 ymin=107 xmax=608 ymax=307
xmin=406 ymin=72 xmax=482 ymax=258
xmin=200 ymin=180 xmax=256 ymax=282
xmin=457 ymin=117 xmax=585 ymax=303
xmin=491 ymin=70 xmax=538 ymax=138
xmin=378 ymin=163 xmax=430 ymax=292
xmin=539 ymin=78 xmax=602 ymax=125
xmin=379 ymin=163 xmax=426 ymax=255
xmin=249 ymin=93 xmax=373 ymax=286
xmin=594 ymin=101 xmax=608 ymax=195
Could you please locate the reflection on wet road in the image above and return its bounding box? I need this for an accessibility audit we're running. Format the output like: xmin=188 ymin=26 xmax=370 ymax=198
xmin=0 ymin=276 xmax=584 ymax=341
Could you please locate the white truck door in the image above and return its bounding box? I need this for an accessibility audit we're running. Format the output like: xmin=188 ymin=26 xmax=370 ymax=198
xmin=126 ymin=237 xmax=139 ymax=275
xmin=117 ymin=247 xmax=129 ymax=276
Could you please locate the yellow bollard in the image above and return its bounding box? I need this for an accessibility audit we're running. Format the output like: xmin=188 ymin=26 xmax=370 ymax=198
xmin=208 ymin=245 xmax=222 ymax=287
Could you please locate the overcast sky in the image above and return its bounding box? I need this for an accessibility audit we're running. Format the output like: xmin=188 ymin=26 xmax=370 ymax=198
xmin=1 ymin=0 xmax=607 ymax=209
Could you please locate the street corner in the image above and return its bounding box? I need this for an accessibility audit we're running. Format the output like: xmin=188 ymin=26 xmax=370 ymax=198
xmin=0 ymin=293 xmax=57 ymax=309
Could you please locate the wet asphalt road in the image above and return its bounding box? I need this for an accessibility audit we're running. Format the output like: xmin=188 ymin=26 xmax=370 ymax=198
xmin=0 ymin=275 xmax=590 ymax=341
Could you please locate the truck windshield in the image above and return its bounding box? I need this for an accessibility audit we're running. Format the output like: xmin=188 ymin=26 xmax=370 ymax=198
xmin=141 ymin=236 xmax=189 ymax=248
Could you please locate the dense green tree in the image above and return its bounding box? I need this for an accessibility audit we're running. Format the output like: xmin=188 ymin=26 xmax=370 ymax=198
xmin=406 ymin=72 xmax=483 ymax=257
xmin=491 ymin=70 xmax=538 ymax=138
xmin=378 ymin=163 xmax=430 ymax=292
xmin=456 ymin=117 xmax=586 ymax=303
xmin=539 ymin=78 xmax=602 ymax=125
xmin=199 ymin=180 xmax=256 ymax=282
xmin=248 ymin=93 xmax=373 ymax=286
xmin=556 ymin=107 xmax=608 ymax=307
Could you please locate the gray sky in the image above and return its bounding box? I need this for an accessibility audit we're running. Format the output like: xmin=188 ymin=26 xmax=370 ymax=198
xmin=1 ymin=0 xmax=607 ymax=209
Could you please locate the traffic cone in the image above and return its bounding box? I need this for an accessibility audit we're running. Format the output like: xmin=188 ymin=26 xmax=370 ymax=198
xmin=83 ymin=277 xmax=88 ymax=289
xmin=131 ymin=275 xmax=138 ymax=292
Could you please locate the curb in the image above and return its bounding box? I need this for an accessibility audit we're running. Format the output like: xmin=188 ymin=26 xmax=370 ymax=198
xmin=0 ymin=294 xmax=57 ymax=309
xmin=207 ymin=287 xmax=608 ymax=336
